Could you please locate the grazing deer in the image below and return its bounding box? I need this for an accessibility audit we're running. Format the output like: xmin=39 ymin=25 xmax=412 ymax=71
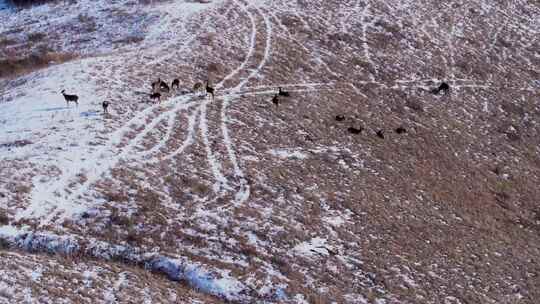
xmin=395 ymin=127 xmax=407 ymax=134
xmin=272 ymin=94 xmax=279 ymax=108
xmin=150 ymin=92 xmax=161 ymax=102
xmin=160 ymin=80 xmax=170 ymax=93
xmin=335 ymin=115 xmax=345 ymax=121
xmin=431 ymin=82 xmax=450 ymax=95
xmin=376 ymin=130 xmax=385 ymax=139
xmin=102 ymin=100 xmax=110 ymax=113
xmin=347 ymin=127 xmax=362 ymax=134
xmin=205 ymin=81 xmax=215 ymax=99
xmin=171 ymin=78 xmax=180 ymax=90
xmin=61 ymin=90 xmax=79 ymax=107
xmin=278 ymin=87 xmax=290 ymax=97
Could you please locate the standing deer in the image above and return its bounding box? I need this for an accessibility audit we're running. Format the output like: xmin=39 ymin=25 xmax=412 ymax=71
xmin=150 ymin=92 xmax=161 ymax=103
xmin=171 ymin=78 xmax=180 ymax=90
xmin=102 ymin=100 xmax=110 ymax=113
xmin=205 ymin=81 xmax=215 ymax=100
xmin=61 ymin=90 xmax=79 ymax=107
xmin=272 ymin=94 xmax=279 ymax=108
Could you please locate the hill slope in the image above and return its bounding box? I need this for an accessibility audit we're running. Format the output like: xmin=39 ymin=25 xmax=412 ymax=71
xmin=1 ymin=0 xmax=539 ymax=303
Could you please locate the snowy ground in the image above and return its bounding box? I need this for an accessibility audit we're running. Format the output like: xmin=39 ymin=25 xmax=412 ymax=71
xmin=1 ymin=0 xmax=540 ymax=303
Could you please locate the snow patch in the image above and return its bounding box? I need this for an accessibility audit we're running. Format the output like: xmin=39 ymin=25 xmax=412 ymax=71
xmin=293 ymin=237 xmax=333 ymax=257
xmin=0 ymin=226 xmax=253 ymax=301
xmin=268 ymin=149 xmax=308 ymax=160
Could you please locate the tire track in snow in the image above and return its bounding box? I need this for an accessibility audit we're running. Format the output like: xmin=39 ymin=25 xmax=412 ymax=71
xmin=135 ymin=110 xmax=178 ymax=159
xmin=217 ymin=1 xmax=274 ymax=206
xmin=199 ymin=99 xmax=233 ymax=193
xmin=17 ymin=95 xmax=199 ymax=226
xmin=16 ymin=99 xmax=166 ymax=221
xmin=360 ymin=3 xmax=377 ymax=81
xmin=16 ymin=2 xmax=218 ymax=226
xmin=193 ymin=0 xmax=260 ymax=195
xmin=187 ymin=0 xmax=273 ymax=203
xmin=51 ymin=97 xmax=199 ymax=224
xmin=162 ymin=106 xmax=200 ymax=163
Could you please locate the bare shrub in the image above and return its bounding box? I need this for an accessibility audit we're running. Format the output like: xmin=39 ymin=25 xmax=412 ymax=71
xmin=0 ymin=238 xmax=10 ymax=249
xmin=238 ymin=241 xmax=258 ymax=258
xmin=192 ymin=182 xmax=210 ymax=196
xmin=77 ymin=13 xmax=97 ymax=33
xmin=501 ymin=101 xmax=525 ymax=117
xmin=110 ymin=211 xmax=133 ymax=227
xmin=114 ymin=36 xmax=144 ymax=45
xmin=406 ymin=99 xmax=424 ymax=112
xmin=126 ymin=229 xmax=142 ymax=245
xmin=27 ymin=32 xmax=46 ymax=42
xmin=102 ymin=189 xmax=129 ymax=203
xmin=0 ymin=212 xmax=8 ymax=225
xmin=139 ymin=0 xmax=173 ymax=4
xmin=8 ymin=0 xmax=57 ymax=7
xmin=0 ymin=140 xmax=32 ymax=149
xmin=0 ymin=38 xmax=17 ymax=48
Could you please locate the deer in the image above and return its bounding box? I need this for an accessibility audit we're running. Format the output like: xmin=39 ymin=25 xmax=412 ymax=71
xmin=205 ymin=81 xmax=215 ymax=100
xmin=160 ymin=80 xmax=170 ymax=93
xmin=395 ymin=127 xmax=407 ymax=134
xmin=102 ymin=100 xmax=110 ymax=113
xmin=61 ymin=90 xmax=79 ymax=107
xmin=431 ymin=82 xmax=450 ymax=95
xmin=272 ymin=94 xmax=279 ymax=108
xmin=150 ymin=92 xmax=161 ymax=103
xmin=151 ymin=78 xmax=161 ymax=92
xmin=335 ymin=115 xmax=345 ymax=121
xmin=171 ymin=78 xmax=180 ymax=90
xmin=278 ymin=87 xmax=290 ymax=97
xmin=347 ymin=127 xmax=362 ymax=134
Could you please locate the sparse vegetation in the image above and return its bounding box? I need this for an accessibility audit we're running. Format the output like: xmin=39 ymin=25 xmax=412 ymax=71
xmin=1 ymin=0 xmax=539 ymax=303
xmin=0 ymin=50 xmax=76 ymax=78
xmin=8 ymin=0 xmax=57 ymax=7
xmin=27 ymin=32 xmax=46 ymax=42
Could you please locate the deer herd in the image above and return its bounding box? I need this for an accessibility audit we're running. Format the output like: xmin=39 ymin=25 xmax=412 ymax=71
xmin=59 ymin=78 xmax=451 ymax=139
xmin=147 ymin=77 xmax=217 ymax=103
xmin=337 ymin=81 xmax=450 ymax=139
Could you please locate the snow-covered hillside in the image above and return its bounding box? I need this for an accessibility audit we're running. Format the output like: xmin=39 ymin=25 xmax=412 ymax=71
xmin=1 ymin=0 xmax=539 ymax=303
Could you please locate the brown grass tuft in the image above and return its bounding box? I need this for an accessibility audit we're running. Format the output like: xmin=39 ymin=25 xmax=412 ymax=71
xmin=0 ymin=212 xmax=8 ymax=225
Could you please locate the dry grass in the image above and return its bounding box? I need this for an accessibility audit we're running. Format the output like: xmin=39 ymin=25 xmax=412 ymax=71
xmin=9 ymin=0 xmax=55 ymax=6
xmin=0 ymin=50 xmax=76 ymax=78
xmin=0 ymin=250 xmax=225 ymax=303
xmin=26 ymin=32 xmax=46 ymax=42
xmin=1 ymin=0 xmax=539 ymax=302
